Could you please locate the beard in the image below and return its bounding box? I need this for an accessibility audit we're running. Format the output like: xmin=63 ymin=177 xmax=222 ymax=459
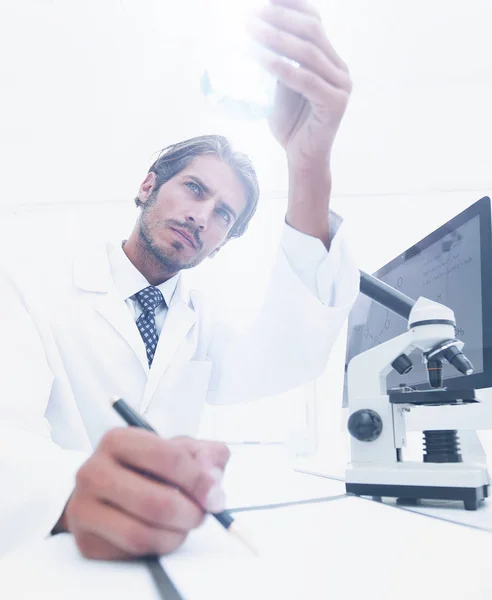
xmin=138 ymin=196 xmax=204 ymax=273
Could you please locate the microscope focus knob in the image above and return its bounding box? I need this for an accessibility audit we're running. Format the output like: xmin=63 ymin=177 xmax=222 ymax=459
xmin=348 ymin=410 xmax=383 ymax=442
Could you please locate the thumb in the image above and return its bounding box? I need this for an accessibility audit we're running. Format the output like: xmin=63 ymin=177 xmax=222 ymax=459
xmin=194 ymin=442 xmax=231 ymax=478
xmin=173 ymin=436 xmax=230 ymax=475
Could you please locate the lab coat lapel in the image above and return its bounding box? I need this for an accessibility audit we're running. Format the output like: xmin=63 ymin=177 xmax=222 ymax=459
xmin=94 ymin=289 xmax=149 ymax=372
xmin=72 ymin=240 xmax=149 ymax=373
xmin=142 ymin=277 xmax=196 ymax=409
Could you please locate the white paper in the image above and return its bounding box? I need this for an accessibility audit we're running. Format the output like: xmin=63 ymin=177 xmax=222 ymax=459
xmin=246 ymin=497 xmax=492 ymax=599
xmin=2 ymin=497 xmax=491 ymax=600
xmin=162 ymin=497 xmax=492 ymax=600
xmin=160 ymin=516 xmax=293 ymax=600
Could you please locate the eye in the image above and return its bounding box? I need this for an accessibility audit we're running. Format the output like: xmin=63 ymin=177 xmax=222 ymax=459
xmin=216 ymin=207 xmax=231 ymax=224
xmin=185 ymin=181 xmax=202 ymax=196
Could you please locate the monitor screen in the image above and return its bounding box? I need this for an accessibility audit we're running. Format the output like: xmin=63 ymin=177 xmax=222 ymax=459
xmin=344 ymin=196 xmax=492 ymax=400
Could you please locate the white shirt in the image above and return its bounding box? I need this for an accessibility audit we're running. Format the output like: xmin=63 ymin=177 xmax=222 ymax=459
xmin=108 ymin=215 xmax=346 ymax=335
xmin=109 ymin=242 xmax=180 ymax=336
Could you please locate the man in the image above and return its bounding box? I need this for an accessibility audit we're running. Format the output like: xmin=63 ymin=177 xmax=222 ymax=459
xmin=0 ymin=0 xmax=358 ymax=559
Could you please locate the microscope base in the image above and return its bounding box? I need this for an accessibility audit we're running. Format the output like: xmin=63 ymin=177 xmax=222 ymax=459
xmin=346 ymin=481 xmax=489 ymax=510
xmin=345 ymin=462 xmax=490 ymax=510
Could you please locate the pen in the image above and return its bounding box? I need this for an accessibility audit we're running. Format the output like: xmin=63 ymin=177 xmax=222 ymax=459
xmin=110 ymin=397 xmax=256 ymax=554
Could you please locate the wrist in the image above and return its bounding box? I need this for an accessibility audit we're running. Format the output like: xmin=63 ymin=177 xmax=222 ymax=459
xmin=287 ymin=152 xmax=331 ymax=176
xmin=286 ymin=164 xmax=332 ymax=249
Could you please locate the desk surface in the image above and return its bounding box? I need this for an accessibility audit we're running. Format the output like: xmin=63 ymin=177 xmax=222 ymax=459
xmin=294 ymin=452 xmax=492 ymax=532
xmin=381 ymin=493 xmax=492 ymax=531
xmin=223 ymin=446 xmax=346 ymax=509
xmin=1 ymin=447 xmax=491 ymax=600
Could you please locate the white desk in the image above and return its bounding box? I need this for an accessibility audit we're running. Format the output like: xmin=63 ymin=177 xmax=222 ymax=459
xmin=294 ymin=444 xmax=492 ymax=532
xmin=222 ymin=445 xmax=346 ymax=509
xmin=0 ymin=447 xmax=490 ymax=600
xmin=379 ymin=494 xmax=492 ymax=531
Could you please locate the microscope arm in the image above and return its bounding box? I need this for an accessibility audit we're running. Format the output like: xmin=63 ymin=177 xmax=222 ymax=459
xmin=348 ymin=330 xmax=416 ymax=399
xmin=359 ymin=270 xmax=415 ymax=319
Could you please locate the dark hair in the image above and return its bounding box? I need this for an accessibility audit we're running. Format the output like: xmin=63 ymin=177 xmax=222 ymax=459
xmin=135 ymin=134 xmax=260 ymax=239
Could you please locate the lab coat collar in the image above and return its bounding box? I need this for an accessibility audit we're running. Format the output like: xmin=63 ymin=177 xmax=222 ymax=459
xmin=108 ymin=241 xmax=180 ymax=308
xmin=72 ymin=239 xmax=113 ymax=293
xmin=73 ymin=239 xmax=149 ymax=372
xmin=72 ymin=239 xmax=197 ymax=399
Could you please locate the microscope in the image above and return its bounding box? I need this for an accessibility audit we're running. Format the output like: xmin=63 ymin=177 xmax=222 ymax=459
xmin=345 ymin=272 xmax=490 ymax=510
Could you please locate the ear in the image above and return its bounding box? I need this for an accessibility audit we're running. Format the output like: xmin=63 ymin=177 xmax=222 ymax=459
xmin=136 ymin=172 xmax=157 ymax=206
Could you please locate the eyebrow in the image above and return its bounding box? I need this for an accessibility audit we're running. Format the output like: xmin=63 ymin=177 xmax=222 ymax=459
xmin=187 ymin=175 xmax=238 ymax=222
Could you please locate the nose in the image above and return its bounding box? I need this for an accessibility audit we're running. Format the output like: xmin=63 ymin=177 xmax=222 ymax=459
xmin=185 ymin=203 xmax=213 ymax=230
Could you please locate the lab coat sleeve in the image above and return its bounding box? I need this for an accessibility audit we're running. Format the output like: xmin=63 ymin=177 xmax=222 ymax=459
xmin=206 ymin=214 xmax=360 ymax=404
xmin=280 ymin=210 xmax=352 ymax=307
xmin=0 ymin=270 xmax=87 ymax=555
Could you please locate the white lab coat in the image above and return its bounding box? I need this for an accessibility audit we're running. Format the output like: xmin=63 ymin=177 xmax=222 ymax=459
xmin=0 ymin=234 xmax=359 ymax=554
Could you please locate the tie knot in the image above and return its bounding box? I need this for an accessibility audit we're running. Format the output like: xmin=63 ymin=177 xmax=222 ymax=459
xmin=136 ymin=286 xmax=164 ymax=313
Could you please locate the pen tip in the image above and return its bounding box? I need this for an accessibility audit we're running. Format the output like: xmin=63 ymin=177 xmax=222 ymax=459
xmin=109 ymin=396 xmax=120 ymax=406
xmin=228 ymin=523 xmax=259 ymax=556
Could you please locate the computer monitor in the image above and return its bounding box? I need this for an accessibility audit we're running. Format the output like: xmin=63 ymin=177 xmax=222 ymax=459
xmin=344 ymin=196 xmax=492 ymax=414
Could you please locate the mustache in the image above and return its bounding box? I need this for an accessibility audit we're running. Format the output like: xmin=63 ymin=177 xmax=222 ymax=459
xmin=166 ymin=219 xmax=203 ymax=249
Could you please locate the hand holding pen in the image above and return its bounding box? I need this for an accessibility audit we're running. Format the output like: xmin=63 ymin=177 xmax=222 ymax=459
xmin=53 ymin=408 xmax=234 ymax=560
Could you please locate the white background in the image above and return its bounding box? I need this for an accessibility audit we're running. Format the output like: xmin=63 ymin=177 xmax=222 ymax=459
xmin=1 ymin=0 xmax=491 ymax=449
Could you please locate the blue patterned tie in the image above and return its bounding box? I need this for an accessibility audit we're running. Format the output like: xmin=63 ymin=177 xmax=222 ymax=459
xmin=135 ymin=286 xmax=164 ymax=367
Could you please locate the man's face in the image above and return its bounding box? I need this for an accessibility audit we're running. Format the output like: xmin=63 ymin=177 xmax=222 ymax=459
xmin=137 ymin=155 xmax=249 ymax=274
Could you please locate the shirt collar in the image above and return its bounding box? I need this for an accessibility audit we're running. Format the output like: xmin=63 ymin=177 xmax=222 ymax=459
xmin=107 ymin=241 xmax=180 ymax=307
